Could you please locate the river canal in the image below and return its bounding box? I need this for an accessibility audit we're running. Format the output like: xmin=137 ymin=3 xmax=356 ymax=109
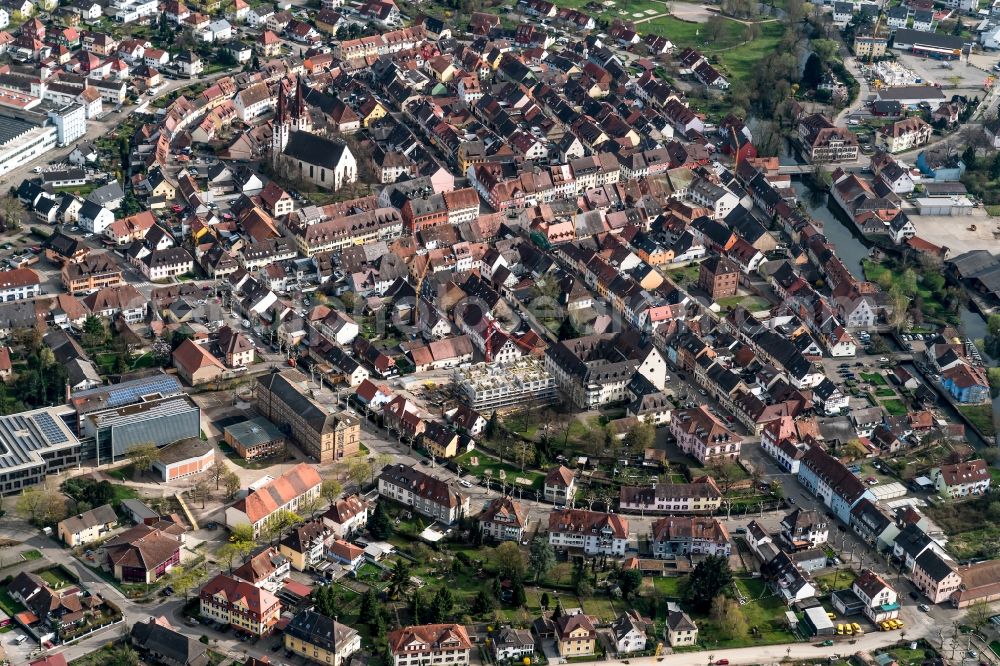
xmin=791 ymin=179 xmax=998 ymax=444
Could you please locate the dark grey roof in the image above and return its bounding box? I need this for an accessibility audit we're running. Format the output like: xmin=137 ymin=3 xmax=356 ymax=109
xmin=130 ymin=619 xmax=210 ymax=666
xmin=892 ymin=28 xmax=965 ymax=50
xmin=0 ymin=116 xmax=35 ymax=144
xmin=79 ymin=199 xmax=107 ymax=220
xmin=86 ymin=181 xmax=125 ymax=206
xmin=223 ymin=416 xmax=284 ymax=448
xmin=285 ymin=610 xmax=358 ymax=652
xmin=282 ymin=131 xmax=348 ymax=170
xmin=914 ymin=548 xmax=955 ymax=582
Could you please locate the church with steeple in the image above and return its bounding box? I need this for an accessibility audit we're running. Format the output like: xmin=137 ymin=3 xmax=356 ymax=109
xmin=271 ymin=76 xmax=357 ymax=192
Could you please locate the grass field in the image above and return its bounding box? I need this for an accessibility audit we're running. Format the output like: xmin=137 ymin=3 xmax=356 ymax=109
xmin=691 ymin=578 xmax=796 ymax=647
xmin=814 ymin=570 xmax=856 ymax=594
xmin=716 ymin=295 xmax=771 ymax=311
xmin=0 ymin=586 xmax=24 ymax=617
xmin=881 ymin=399 xmax=907 ymax=416
xmin=715 ymin=21 xmax=785 ymax=82
xmin=39 ymin=567 xmax=75 ymax=590
xmin=958 ymin=404 xmax=997 ymax=437
xmin=875 ymin=388 xmax=897 ymax=397
xmin=651 ymin=575 xmax=686 ymax=597
xmin=453 ymin=450 xmax=545 ymax=489
xmin=860 ymin=372 xmax=887 ymax=386
xmin=21 ymin=549 xmax=42 ymax=561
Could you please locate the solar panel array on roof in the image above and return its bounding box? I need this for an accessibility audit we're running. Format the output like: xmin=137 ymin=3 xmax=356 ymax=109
xmin=0 ymin=407 xmax=78 ymax=471
xmin=73 ymin=373 xmax=183 ymax=409
xmin=0 ymin=116 xmax=35 ymax=145
xmin=32 ymin=412 xmax=68 ymax=445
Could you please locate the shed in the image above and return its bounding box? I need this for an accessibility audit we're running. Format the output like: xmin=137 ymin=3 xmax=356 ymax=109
xmin=802 ymin=606 xmax=835 ymax=636
xmin=869 ymin=482 xmax=908 ymax=501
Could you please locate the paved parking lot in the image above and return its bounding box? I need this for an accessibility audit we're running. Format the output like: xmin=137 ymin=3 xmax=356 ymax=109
xmin=906 ymin=209 xmax=998 ymax=255
xmin=895 ymin=52 xmax=989 ymax=97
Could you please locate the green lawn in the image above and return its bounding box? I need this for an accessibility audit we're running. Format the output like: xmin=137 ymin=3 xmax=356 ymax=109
xmin=453 ymin=450 xmax=545 ymax=489
xmin=959 ymin=404 xmax=997 ymax=437
xmin=715 ymin=21 xmax=785 ymax=82
xmin=989 ymin=468 xmax=1000 ymax=486
xmin=875 ymin=388 xmax=897 ymax=397
xmin=860 ymin=372 xmax=888 ymax=386
xmin=881 ymin=400 xmax=907 ymax=416
xmin=642 ymin=14 xmax=747 ymax=51
xmin=813 ymin=570 xmax=857 ymax=594
xmin=716 ymin=295 xmax=770 ymax=310
xmin=21 ymin=550 xmax=42 ymax=561
xmin=882 ymin=646 xmax=939 ymax=666
xmin=0 ymin=586 xmax=24 ymax=617
xmin=651 ymin=575 xmax=686 ymax=597
xmin=39 ymin=567 xmax=75 ymax=590
xmin=694 ymin=578 xmax=797 ymax=648
xmin=666 ymin=263 xmax=701 ymax=286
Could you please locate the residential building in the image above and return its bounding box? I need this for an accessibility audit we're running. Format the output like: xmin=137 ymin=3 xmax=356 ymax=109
xmin=232 ymin=547 xmax=290 ymax=591
xmin=931 ymin=459 xmax=991 ymax=498
xmin=610 ymin=610 xmax=648 ymax=654
xmin=321 ymin=494 xmax=369 ymax=540
xmin=172 ymin=339 xmax=226 ymax=386
xmin=492 ymin=626 xmax=535 ymax=662
xmin=951 ymin=560 xmax=1000 ymax=608
xmin=378 ymin=463 xmax=470 ymax=524
xmin=779 ymin=508 xmax=829 ymax=550
xmin=255 ymin=370 xmax=361 ymax=463
xmin=225 ymin=463 xmax=322 ymax=536
xmin=697 ymin=255 xmax=739 ymax=300
xmin=199 ymin=573 xmax=281 ymax=636
xmin=666 ymin=611 xmax=698 ymax=647
xmin=543 ymin=465 xmax=576 ymax=505
xmin=854 ymin=33 xmax=888 ymax=58
xmin=279 ymin=519 xmax=332 ymax=571
xmin=284 ymin=610 xmax=361 ymax=666
xmin=130 ymin=617 xmax=210 ymax=666
xmin=387 ymin=624 xmax=472 ymax=666
xmin=555 ymin=614 xmax=597 ymax=657
xmin=61 ymin=253 xmax=124 ymax=293
xmin=797 ymin=446 xmax=874 ymax=524
xmin=798 ymin=113 xmax=860 ymax=163
xmin=618 ymin=477 xmax=724 ymax=513
xmin=102 ymin=522 xmax=183 ymax=583
xmin=650 ymin=516 xmax=730 ymax=558
xmin=545 ymin=332 xmax=667 ymax=409
xmin=478 ymin=497 xmax=528 ymax=542
xmin=548 ymin=508 xmax=629 ymax=556
xmin=57 ymin=503 xmax=117 ymax=547
xmin=0 ymin=267 xmax=40 ymax=301
xmin=910 ymin=549 xmax=961 ymax=604
xmin=852 ymin=569 xmax=900 ymax=623
xmin=670 ymin=405 xmax=741 ymax=464
xmin=877 ymin=118 xmax=932 ymax=154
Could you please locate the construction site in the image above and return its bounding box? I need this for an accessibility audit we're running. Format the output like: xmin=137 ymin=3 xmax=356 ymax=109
xmin=452 ymin=356 xmax=558 ymax=412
